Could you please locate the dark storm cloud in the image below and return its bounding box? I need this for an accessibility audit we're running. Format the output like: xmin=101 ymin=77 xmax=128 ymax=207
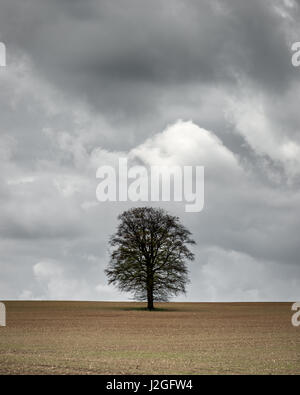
xmin=1 ymin=0 xmax=299 ymax=148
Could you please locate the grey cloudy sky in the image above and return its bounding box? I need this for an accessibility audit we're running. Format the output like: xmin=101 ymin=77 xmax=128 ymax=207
xmin=0 ymin=0 xmax=300 ymax=301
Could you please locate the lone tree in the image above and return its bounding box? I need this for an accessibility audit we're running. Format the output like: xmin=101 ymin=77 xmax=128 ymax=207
xmin=105 ymin=207 xmax=195 ymax=310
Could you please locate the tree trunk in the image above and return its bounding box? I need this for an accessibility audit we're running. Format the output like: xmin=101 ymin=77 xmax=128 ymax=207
xmin=147 ymin=274 xmax=154 ymax=310
xmin=147 ymin=291 xmax=154 ymax=310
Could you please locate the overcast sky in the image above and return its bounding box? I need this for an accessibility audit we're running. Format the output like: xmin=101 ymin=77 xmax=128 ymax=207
xmin=0 ymin=0 xmax=300 ymax=302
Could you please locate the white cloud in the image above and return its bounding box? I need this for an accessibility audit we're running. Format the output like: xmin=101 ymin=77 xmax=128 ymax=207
xmin=26 ymin=260 xmax=129 ymax=301
xmin=186 ymin=247 xmax=300 ymax=302
xmin=131 ymin=120 xmax=241 ymax=174
xmin=226 ymin=91 xmax=300 ymax=179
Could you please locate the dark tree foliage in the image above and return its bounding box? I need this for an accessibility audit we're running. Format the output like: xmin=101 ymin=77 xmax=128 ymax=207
xmin=105 ymin=207 xmax=195 ymax=310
